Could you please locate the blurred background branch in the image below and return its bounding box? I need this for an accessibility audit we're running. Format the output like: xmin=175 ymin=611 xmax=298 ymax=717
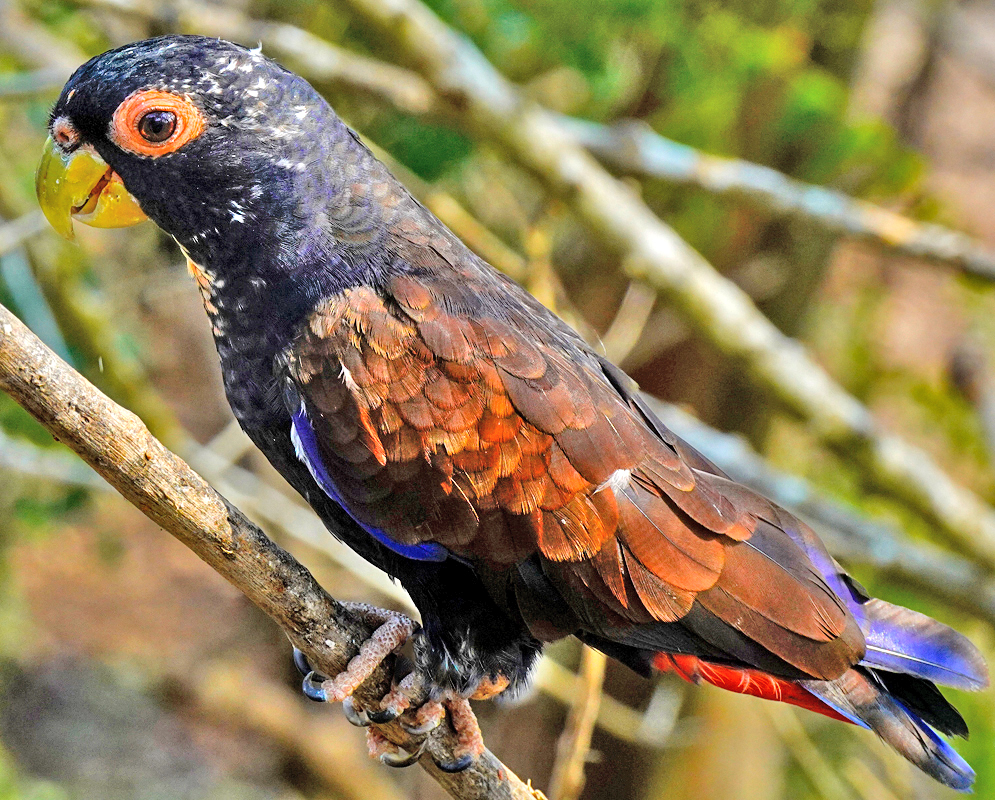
xmin=2 ymin=0 xmax=995 ymax=798
xmin=558 ymin=115 xmax=995 ymax=282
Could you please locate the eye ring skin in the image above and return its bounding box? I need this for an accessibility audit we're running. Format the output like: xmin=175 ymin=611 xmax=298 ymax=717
xmin=110 ymin=89 xmax=206 ymax=157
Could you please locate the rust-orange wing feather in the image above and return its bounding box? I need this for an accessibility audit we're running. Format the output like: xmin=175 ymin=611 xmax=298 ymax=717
xmin=285 ymin=261 xmax=863 ymax=681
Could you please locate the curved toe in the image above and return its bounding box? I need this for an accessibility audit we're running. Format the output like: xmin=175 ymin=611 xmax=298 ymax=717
xmin=400 ymin=716 xmax=442 ymax=736
xmin=292 ymin=647 xmax=312 ymax=677
xmin=366 ymin=706 xmax=401 ymax=724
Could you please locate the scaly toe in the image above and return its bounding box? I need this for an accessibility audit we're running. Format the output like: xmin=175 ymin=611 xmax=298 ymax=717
xmin=400 ymin=699 xmax=444 ymax=735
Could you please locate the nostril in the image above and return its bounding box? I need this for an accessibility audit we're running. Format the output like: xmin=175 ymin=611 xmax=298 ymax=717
xmin=51 ymin=117 xmax=80 ymax=151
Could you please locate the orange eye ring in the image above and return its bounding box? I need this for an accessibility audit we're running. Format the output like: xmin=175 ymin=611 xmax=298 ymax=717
xmin=110 ymin=89 xmax=205 ymax=157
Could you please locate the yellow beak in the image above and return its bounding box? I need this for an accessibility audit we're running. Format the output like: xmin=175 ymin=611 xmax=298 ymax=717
xmin=35 ymin=136 xmax=148 ymax=241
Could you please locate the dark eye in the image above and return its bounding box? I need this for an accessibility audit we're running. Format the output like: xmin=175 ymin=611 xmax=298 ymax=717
xmin=137 ymin=110 xmax=177 ymax=143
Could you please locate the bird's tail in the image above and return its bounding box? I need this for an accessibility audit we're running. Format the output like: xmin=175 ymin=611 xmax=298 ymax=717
xmin=654 ymin=598 xmax=988 ymax=792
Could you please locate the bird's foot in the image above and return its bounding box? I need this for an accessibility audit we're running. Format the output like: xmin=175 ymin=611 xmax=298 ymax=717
xmin=297 ymin=602 xmax=416 ymax=704
xmin=433 ymin=695 xmax=485 ymax=772
xmin=352 ymin=672 xmax=485 ymax=772
xmin=290 ymin=603 xmax=484 ymax=772
xmin=365 ymin=693 xmax=483 ymax=772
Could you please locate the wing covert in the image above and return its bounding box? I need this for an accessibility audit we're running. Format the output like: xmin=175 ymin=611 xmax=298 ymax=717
xmin=283 ymin=273 xmax=863 ymax=679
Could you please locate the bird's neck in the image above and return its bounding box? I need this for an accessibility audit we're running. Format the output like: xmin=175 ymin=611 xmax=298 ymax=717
xmin=179 ymin=221 xmax=386 ymax=429
xmin=171 ymin=117 xmax=423 ymax=425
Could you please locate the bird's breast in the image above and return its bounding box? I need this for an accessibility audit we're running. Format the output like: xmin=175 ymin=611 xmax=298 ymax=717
xmin=184 ymin=255 xmax=308 ymax=429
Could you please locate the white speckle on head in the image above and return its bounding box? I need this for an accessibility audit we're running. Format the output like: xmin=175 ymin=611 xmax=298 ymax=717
xmin=227 ymin=199 xmax=254 ymax=224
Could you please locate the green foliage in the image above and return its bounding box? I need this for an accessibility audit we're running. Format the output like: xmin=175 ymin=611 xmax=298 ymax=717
xmin=0 ymin=745 xmax=67 ymax=800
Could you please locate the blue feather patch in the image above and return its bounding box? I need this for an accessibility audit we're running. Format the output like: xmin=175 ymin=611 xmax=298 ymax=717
xmin=862 ymin=599 xmax=988 ymax=691
xmin=291 ymin=405 xmax=449 ymax=562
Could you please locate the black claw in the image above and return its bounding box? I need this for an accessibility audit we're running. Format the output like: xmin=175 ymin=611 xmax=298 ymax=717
xmin=343 ymin=697 xmax=371 ymax=727
xmin=433 ymin=754 xmax=475 ymax=773
xmin=292 ymin=647 xmax=312 ymax=677
xmin=367 ymin=706 xmax=401 ymax=724
xmin=400 ymin=715 xmax=442 ymax=736
xmin=301 ymin=671 xmax=329 ymax=702
xmin=380 ymin=739 xmax=427 ymax=768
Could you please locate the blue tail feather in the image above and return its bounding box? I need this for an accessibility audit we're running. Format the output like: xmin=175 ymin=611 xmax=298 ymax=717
xmin=861 ymin=599 xmax=988 ymax=691
xmin=802 ymin=671 xmax=976 ymax=792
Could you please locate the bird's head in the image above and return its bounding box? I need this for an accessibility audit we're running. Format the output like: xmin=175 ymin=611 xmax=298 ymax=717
xmin=36 ymin=35 xmax=363 ymax=270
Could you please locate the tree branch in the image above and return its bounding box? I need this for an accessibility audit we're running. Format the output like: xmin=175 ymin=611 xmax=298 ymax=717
xmin=548 ymin=647 xmax=606 ymax=800
xmin=556 ymin=115 xmax=995 ymax=282
xmin=0 ymin=300 xmax=544 ymax=800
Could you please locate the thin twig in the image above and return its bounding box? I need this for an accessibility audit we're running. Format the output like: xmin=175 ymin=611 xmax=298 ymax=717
xmin=762 ymin=706 xmax=854 ymax=800
xmin=0 ymin=69 xmax=68 ymax=101
xmin=0 ymin=301 xmax=544 ymax=800
xmin=557 ymin=116 xmax=995 ymax=281
xmin=0 ymin=426 xmax=108 ymax=489
xmin=599 ymin=280 xmax=657 ymax=364
xmin=548 ymin=647 xmax=607 ymax=800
